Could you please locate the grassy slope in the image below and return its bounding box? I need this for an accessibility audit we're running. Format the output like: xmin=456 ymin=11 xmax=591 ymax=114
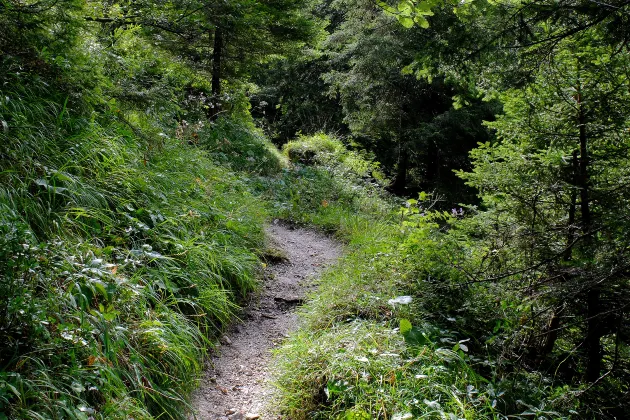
xmin=0 ymin=108 xmax=279 ymax=418
xmin=0 ymin=15 xmax=285 ymax=418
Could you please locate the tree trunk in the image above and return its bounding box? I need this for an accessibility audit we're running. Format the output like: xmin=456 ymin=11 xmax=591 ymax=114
xmin=389 ymin=143 xmax=408 ymax=196
xmin=576 ymin=76 xmax=602 ymax=382
xmin=210 ymin=27 xmax=223 ymax=120
xmin=564 ymin=150 xmax=579 ymax=261
xmin=578 ymin=100 xmax=590 ymax=233
xmin=540 ymin=308 xmax=562 ymax=358
xmin=586 ymin=287 xmax=602 ymax=381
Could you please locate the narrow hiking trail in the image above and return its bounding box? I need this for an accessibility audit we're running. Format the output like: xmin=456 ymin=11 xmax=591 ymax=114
xmin=190 ymin=222 xmax=342 ymax=419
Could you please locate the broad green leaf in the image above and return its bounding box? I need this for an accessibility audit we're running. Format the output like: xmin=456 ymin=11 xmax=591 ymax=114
xmin=403 ymin=327 xmax=430 ymax=346
xmin=398 ymin=16 xmax=414 ymax=28
xmin=400 ymin=318 xmax=413 ymax=334
xmin=415 ymin=0 xmax=436 ymax=14
xmin=397 ymin=0 xmax=413 ymax=14
xmin=93 ymin=281 xmax=108 ymax=298
xmin=377 ymin=0 xmax=397 ymax=14
xmin=413 ymin=15 xmax=430 ymax=28
xmin=401 ymin=64 xmax=414 ymax=75
xmin=103 ymin=312 xmax=117 ymax=321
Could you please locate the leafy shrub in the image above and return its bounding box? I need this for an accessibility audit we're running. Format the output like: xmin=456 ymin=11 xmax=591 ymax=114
xmin=197 ymin=117 xmax=287 ymax=176
xmin=284 ymin=133 xmax=345 ymax=164
xmin=283 ymin=134 xmax=385 ymax=182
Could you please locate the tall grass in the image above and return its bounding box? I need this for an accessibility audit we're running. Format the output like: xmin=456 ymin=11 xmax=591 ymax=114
xmin=0 ymin=23 xmax=280 ymax=418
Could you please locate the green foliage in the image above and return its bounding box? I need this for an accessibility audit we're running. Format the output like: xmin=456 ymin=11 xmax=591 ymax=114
xmin=3 ymin=0 xmax=630 ymax=418
xmin=376 ymin=0 xmax=441 ymax=29
xmin=197 ymin=118 xmax=287 ymax=175
xmin=451 ymin=32 xmax=630 ymax=416
xmin=284 ymin=133 xmax=345 ymax=164
xmin=252 ymin=133 xmax=392 ymax=231
xmin=101 ymin=0 xmax=322 ymax=111
xmin=318 ymin=0 xmax=497 ymax=197
xmin=267 ymin=0 xmax=630 ymax=417
xmin=269 ymin=181 xmax=589 ymax=418
xmin=0 ymin=4 xmax=285 ymax=417
xmin=0 ymin=118 xmax=270 ymax=418
xmin=274 ymin=321 xmax=499 ymax=419
xmin=251 ymin=0 xmax=497 ymax=199
xmin=269 ymin=198 xmax=552 ymax=418
xmin=251 ymin=50 xmax=347 ymax=142
xmin=283 ymin=133 xmax=383 ymax=181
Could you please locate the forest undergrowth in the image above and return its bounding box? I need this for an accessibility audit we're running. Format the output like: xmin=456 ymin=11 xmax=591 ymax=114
xmin=263 ymin=137 xmax=586 ymax=420
xmin=2 ymin=1 xmax=629 ymax=419
xmin=0 ymin=9 xmax=280 ymax=417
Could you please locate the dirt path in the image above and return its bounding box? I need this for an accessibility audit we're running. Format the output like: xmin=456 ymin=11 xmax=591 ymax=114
xmin=190 ymin=221 xmax=341 ymax=420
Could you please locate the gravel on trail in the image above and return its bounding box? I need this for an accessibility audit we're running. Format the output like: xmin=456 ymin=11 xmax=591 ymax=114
xmin=189 ymin=221 xmax=342 ymax=420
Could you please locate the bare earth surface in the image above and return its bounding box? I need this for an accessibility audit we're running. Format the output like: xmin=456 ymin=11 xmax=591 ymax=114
xmin=189 ymin=221 xmax=341 ymax=420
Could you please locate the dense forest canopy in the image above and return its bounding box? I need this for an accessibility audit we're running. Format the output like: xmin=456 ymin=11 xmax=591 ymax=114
xmin=1 ymin=0 xmax=630 ymax=418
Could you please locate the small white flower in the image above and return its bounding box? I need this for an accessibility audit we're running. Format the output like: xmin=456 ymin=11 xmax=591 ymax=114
xmin=388 ymin=295 xmax=413 ymax=305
